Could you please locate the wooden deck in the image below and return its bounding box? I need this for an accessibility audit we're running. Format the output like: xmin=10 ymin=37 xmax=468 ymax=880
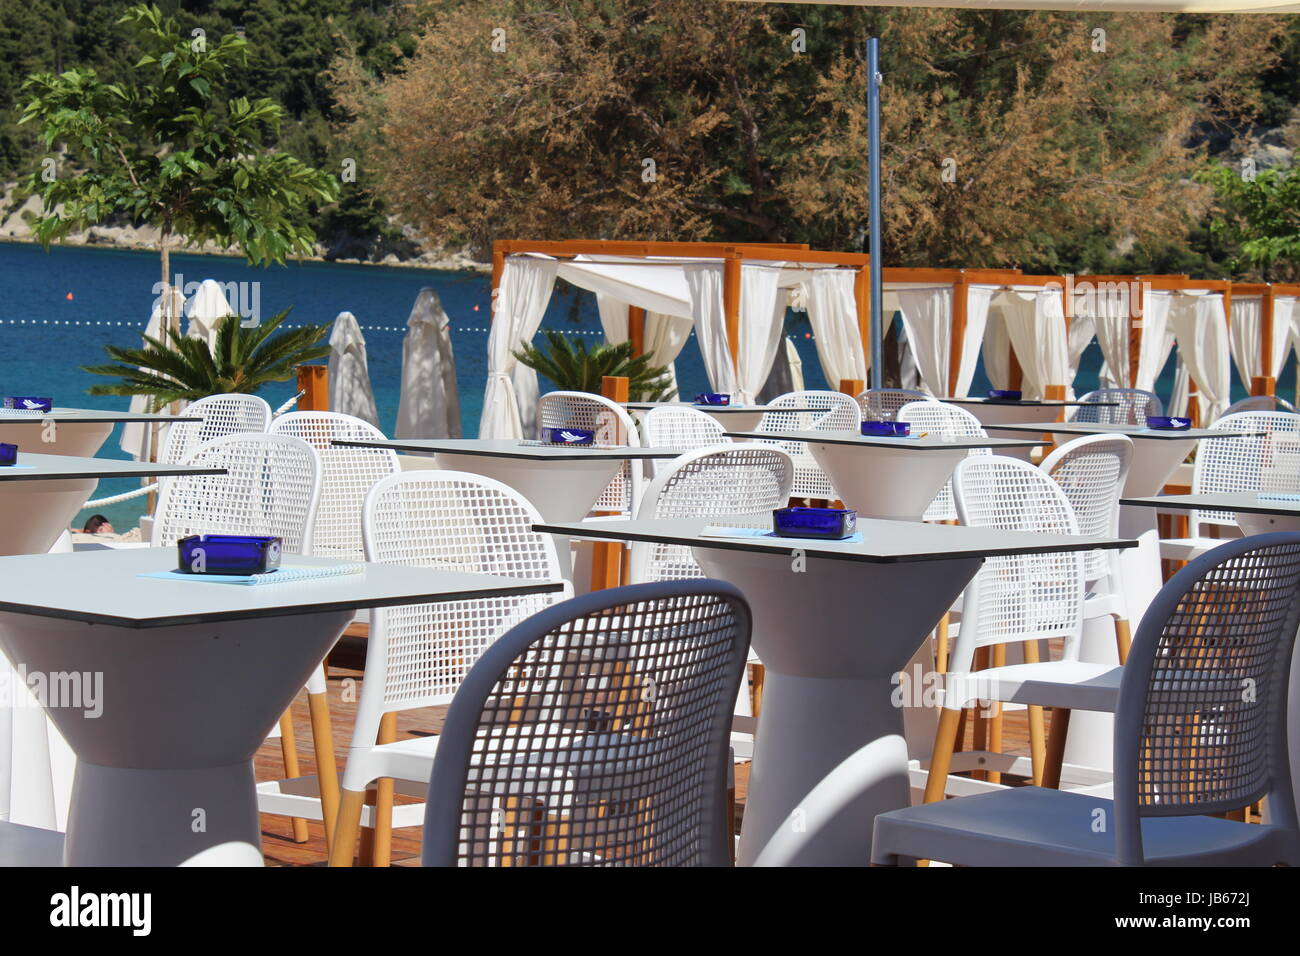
xmin=255 ymin=628 xmax=1035 ymax=866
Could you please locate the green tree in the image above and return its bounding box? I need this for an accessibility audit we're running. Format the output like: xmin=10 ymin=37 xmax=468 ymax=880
xmin=515 ymin=329 xmax=674 ymax=402
xmin=1203 ymin=164 xmax=1300 ymax=281
xmin=18 ymin=3 xmax=340 ymax=333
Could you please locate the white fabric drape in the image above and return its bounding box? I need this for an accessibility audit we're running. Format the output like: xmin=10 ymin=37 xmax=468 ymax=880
xmin=1135 ymin=291 xmax=1175 ymax=394
xmin=955 ymin=285 xmax=997 ymax=397
xmin=327 ymin=311 xmax=380 ymax=428
xmin=185 ymin=279 xmax=235 ymax=351
xmin=996 ymin=289 xmax=1069 ymax=400
xmin=686 ymin=265 xmax=737 ymax=394
xmin=596 ymin=293 xmax=629 ymax=345
xmin=736 ymin=264 xmax=787 ymax=405
xmin=1085 ymin=287 xmax=1134 ymax=389
xmin=396 ymin=288 xmax=461 ymax=439
xmin=1229 ymin=295 xmax=1294 ymax=382
xmin=895 ymin=287 xmax=952 ymax=396
xmin=479 ymin=257 xmax=558 ymax=439
xmin=1169 ymin=293 xmax=1231 ymax=425
xmin=1067 ymin=312 xmax=1095 ymax=392
xmin=1279 ymin=297 xmax=1299 ymax=378
xmin=983 ymin=305 xmax=1012 ymax=390
xmin=804 ymin=269 xmax=867 ymax=388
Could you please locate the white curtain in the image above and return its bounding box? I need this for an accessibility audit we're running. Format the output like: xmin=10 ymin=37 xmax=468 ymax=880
xmin=396 ymin=288 xmax=461 ymax=439
xmin=1135 ymin=291 xmax=1175 ymax=395
xmin=954 ymin=285 xmax=997 ymax=397
xmin=736 ymin=264 xmax=787 ymax=404
xmin=686 ymin=264 xmax=736 ymax=394
xmin=983 ymin=305 xmax=1012 ymax=390
xmin=1280 ymin=297 xmax=1299 ymax=378
xmin=1067 ymin=313 xmax=1095 ymax=395
xmin=1169 ymin=293 xmax=1231 ymax=425
xmin=1229 ymin=295 xmax=1294 ymax=383
xmin=595 ymin=294 xmax=690 ymax=400
xmin=895 ymin=287 xmax=952 ymax=396
xmin=996 ymin=288 xmax=1069 ymax=400
xmin=804 ymin=268 xmax=867 ymax=388
xmin=327 ymin=311 xmax=380 ymax=428
xmin=596 ymin=293 xmax=629 ymax=344
xmin=479 ymin=257 xmax=558 ymax=439
xmin=1086 ymin=287 xmax=1133 ymax=389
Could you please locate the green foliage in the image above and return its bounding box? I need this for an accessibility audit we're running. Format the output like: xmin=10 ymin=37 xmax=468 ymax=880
xmin=514 ymin=329 xmax=674 ymax=402
xmin=1203 ymin=164 xmax=1300 ymax=280
xmin=18 ymin=3 xmax=339 ymax=266
xmin=83 ymin=310 xmax=330 ymax=407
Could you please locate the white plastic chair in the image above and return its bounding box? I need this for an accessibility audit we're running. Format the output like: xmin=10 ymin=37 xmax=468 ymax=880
xmin=642 ymin=406 xmax=727 ymax=475
xmin=1224 ymin=394 xmax=1296 ymax=415
xmin=1160 ymin=410 xmax=1300 ymax=561
xmin=1040 ymin=434 xmax=1135 ymax=662
xmin=897 ymin=400 xmax=991 ymax=522
xmin=327 ymin=470 xmax=572 ymax=867
xmin=876 ymin=533 xmax=1300 ymax=866
xmin=268 ymin=411 xmax=400 ymax=560
xmin=157 ymin=393 xmax=272 ymax=466
xmin=537 ymin=391 xmax=642 ymax=516
xmin=755 ymin=390 xmax=859 ymax=500
xmin=1068 ymin=388 xmax=1162 ymax=425
xmin=858 ymin=388 xmax=927 ymax=422
xmin=924 ymin=456 xmax=1113 ymax=800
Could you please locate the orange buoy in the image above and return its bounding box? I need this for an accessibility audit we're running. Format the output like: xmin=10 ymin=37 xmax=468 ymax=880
xmin=472 ymin=304 xmax=480 ymax=311
xmin=65 ymin=292 xmax=74 ymax=300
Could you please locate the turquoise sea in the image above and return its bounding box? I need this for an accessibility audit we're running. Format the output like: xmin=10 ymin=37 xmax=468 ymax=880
xmin=0 ymin=241 xmax=1281 ymax=531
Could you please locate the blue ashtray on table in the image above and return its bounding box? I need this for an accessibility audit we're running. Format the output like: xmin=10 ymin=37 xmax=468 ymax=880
xmin=693 ymin=393 xmax=731 ymax=406
xmin=861 ymin=420 xmax=911 ymax=438
xmin=773 ymin=506 xmax=857 ymax=540
xmin=987 ymin=389 xmax=1022 ymax=401
xmin=542 ymin=427 xmax=595 ymax=445
xmin=0 ymin=442 xmax=16 ymax=466
xmin=176 ymin=535 xmax=283 ymax=575
xmin=1145 ymin=416 xmax=1192 ymax=431
xmin=3 ymin=397 xmax=52 ymax=412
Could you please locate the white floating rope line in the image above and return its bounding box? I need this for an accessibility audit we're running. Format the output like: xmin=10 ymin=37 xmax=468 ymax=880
xmin=83 ymin=481 xmax=158 ymax=508
xmin=272 ymin=390 xmax=304 ymax=417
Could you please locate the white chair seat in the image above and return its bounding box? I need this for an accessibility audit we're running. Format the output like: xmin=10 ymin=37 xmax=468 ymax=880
xmin=873 ymin=786 xmax=1296 ymax=867
xmin=1159 ymin=536 xmax=1224 ymax=562
xmin=945 ymin=661 xmax=1122 ymax=713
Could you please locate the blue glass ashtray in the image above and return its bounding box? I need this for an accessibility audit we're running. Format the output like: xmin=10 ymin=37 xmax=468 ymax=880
xmin=1146 ymin=416 xmax=1192 ymax=431
xmin=693 ymin=393 xmax=731 ymax=406
xmin=987 ymin=389 xmax=1022 ymax=401
xmin=773 ymin=507 xmax=857 ymax=540
xmin=0 ymin=443 xmax=16 ymax=466
xmin=3 ymin=397 xmax=51 ymax=412
xmin=176 ymin=535 xmax=283 ymax=575
xmin=542 ymin=427 xmax=595 ymax=445
xmin=861 ymin=420 xmax=911 ymax=438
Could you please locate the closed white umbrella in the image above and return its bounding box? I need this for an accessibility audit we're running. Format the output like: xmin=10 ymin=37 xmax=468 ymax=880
xmin=119 ymin=285 xmax=184 ymax=459
xmin=397 ymin=288 xmax=462 ymax=439
xmin=327 ymin=311 xmax=381 ymax=427
xmin=184 ymin=279 xmax=235 ymax=352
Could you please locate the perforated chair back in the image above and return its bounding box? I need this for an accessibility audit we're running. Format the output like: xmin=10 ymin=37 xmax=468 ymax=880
xmin=356 ymin=470 xmax=569 ymax=745
xmin=1224 ymin=395 xmax=1297 ymax=416
xmin=859 ymin=388 xmax=928 ymax=421
xmin=421 ymin=579 xmax=752 ymax=867
xmin=1113 ymin=533 xmax=1300 ymax=865
xmin=898 ymin=400 xmax=991 ymax=522
xmin=630 ymin=444 xmax=794 ymax=583
xmin=538 ymin=391 xmax=641 ymax=514
xmin=755 ymin=390 xmax=859 ymax=499
xmin=1190 ymin=411 xmax=1300 ymax=534
xmin=1069 ymin=388 xmax=1162 ymax=425
xmin=159 ymin=393 xmax=272 ymax=466
xmin=1040 ymin=434 xmax=1133 ymax=582
xmin=152 ymin=432 xmax=321 ymax=554
xmin=643 ymin=407 xmax=727 ymax=475
xmin=951 ymin=456 xmax=1085 ymax=669
xmin=269 ymin=411 xmax=400 ymax=560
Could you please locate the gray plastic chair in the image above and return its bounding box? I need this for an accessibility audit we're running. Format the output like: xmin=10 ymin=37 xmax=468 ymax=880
xmin=872 ymin=532 xmax=1300 ymax=866
xmin=1069 ymin=388 xmax=1162 ymax=425
xmin=422 ymin=580 xmax=752 ymax=867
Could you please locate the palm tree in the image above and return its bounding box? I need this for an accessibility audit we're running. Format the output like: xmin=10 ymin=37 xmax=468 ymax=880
xmin=514 ymin=329 xmax=674 ymax=401
xmin=83 ymin=311 xmax=330 ymax=407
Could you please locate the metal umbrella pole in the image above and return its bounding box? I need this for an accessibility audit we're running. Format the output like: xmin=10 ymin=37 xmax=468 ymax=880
xmin=867 ymin=36 xmax=884 ymax=389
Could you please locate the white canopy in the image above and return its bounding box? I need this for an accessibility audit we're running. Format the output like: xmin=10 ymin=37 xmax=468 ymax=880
xmin=327 ymin=311 xmax=380 ymax=428
xmin=396 ymin=288 xmax=462 ymax=439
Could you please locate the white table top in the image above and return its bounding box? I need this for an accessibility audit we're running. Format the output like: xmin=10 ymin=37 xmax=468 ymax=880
xmin=722 ymin=428 xmax=1041 ymax=452
xmin=334 ymin=437 xmax=685 ymax=461
xmin=942 ymin=398 xmax=1112 ymax=407
xmin=978 ymin=421 xmax=1257 ymax=441
xmin=535 ymin=516 xmax=1135 ymax=565
xmin=623 ymin=402 xmax=816 ymax=413
xmin=0 ymin=408 xmax=201 ymax=424
xmin=0 ymin=452 xmax=225 ymax=482
xmin=0 ymin=548 xmax=564 ymax=628
xmin=1121 ymin=492 xmax=1300 ymax=516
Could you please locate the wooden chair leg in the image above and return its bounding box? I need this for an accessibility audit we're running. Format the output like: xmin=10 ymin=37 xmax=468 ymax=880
xmin=365 ymin=712 xmax=398 ymax=867
xmin=750 ymin=663 xmax=765 ymax=718
xmin=1018 ymin=639 xmax=1046 ymax=785
xmin=1042 ymin=708 xmax=1071 ymax=789
xmin=986 ymin=645 xmax=1006 ymax=784
xmin=1115 ymin=616 xmax=1132 ymax=665
xmin=277 ymin=710 xmax=309 ymax=844
xmin=327 ymin=788 xmax=367 ymax=867
xmin=308 ymin=690 xmax=340 ymax=854
xmin=923 ymin=708 xmax=964 ymax=803
xmin=935 ymin=614 xmax=950 ymax=674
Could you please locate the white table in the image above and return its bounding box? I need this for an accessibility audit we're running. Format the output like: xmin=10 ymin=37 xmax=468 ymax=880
xmin=624 ymin=402 xmax=816 ymax=433
xmin=0 ymin=548 xmax=563 ymax=866
xmin=535 ymin=515 xmax=1133 ymax=866
xmin=0 ymin=408 xmax=199 ymax=458
xmin=939 ymin=399 xmax=1115 ymax=461
xmin=723 ymin=428 xmax=1039 ymax=519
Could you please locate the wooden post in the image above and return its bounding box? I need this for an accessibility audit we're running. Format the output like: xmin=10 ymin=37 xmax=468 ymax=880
xmin=948 ymin=277 xmax=968 ymax=397
xmin=839 ymin=378 xmax=865 ymax=399
xmin=296 ymin=365 xmax=329 ymax=411
xmin=854 ymin=266 xmax=871 ymax=378
xmin=590 ymin=375 xmax=630 ymax=593
xmin=1254 ymin=290 xmax=1277 ymax=397
xmin=1129 ymin=278 xmax=1144 ymax=388
xmin=628 ymin=305 xmax=646 ymax=358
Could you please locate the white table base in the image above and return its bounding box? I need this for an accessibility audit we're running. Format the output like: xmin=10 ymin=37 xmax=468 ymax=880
xmin=808 ymin=443 xmax=966 ymax=519
xmin=0 ymin=422 xmax=113 ymax=459
xmin=694 ymin=547 xmax=980 ymax=866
